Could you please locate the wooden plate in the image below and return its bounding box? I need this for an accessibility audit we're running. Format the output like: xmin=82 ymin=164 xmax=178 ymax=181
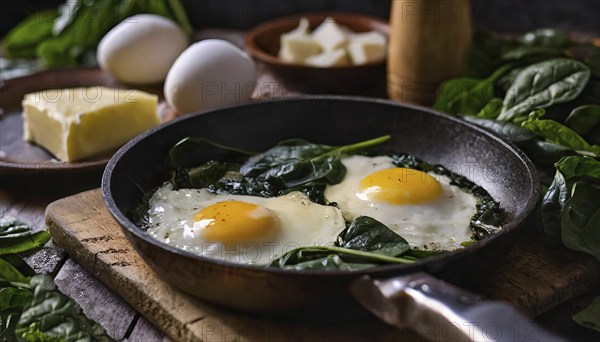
xmin=0 ymin=68 xmax=171 ymax=195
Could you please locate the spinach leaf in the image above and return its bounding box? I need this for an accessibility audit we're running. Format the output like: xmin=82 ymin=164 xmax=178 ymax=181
xmin=583 ymin=79 xmax=600 ymax=106
xmin=337 ymin=216 xmax=410 ymax=257
xmin=561 ymin=182 xmax=600 ymax=261
xmin=2 ymin=10 xmax=58 ymax=59
xmin=3 ymin=0 xmax=192 ymax=68
xmin=0 ymin=259 xmax=31 ymax=288
xmin=269 ymin=216 xmax=418 ymax=271
xmin=517 ymin=28 xmax=570 ymax=49
xmin=573 ymin=297 xmax=600 ymax=332
xmin=496 ymin=66 xmax=526 ymax=93
xmin=522 ymin=116 xmax=600 ymax=157
xmin=240 ymin=136 xmax=390 ymax=188
xmin=564 ymin=104 xmax=600 ymax=137
xmin=541 ymin=156 xmax=600 ymax=245
xmin=16 ymin=275 xmax=112 ymax=342
xmin=169 ymin=137 xmax=256 ymax=168
xmin=476 ymin=98 xmax=503 ymax=119
xmin=0 ymin=288 xmax=32 ymax=312
xmin=499 ymin=59 xmax=591 ymax=121
xmin=500 ymin=46 xmax=565 ymax=63
xmin=0 ymin=217 xmax=51 ymax=256
xmin=172 ymin=161 xmax=237 ymax=189
xmin=462 ymin=116 xmax=537 ymax=142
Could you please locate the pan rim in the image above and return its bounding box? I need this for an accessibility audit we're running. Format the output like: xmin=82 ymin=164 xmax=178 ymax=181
xmin=102 ymin=95 xmax=540 ymax=278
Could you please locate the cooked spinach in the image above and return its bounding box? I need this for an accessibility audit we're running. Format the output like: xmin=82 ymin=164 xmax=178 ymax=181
xmin=269 ymin=217 xmax=419 ymax=271
xmin=499 ymin=59 xmax=591 ymax=121
xmin=170 ymin=135 xmax=390 ymax=202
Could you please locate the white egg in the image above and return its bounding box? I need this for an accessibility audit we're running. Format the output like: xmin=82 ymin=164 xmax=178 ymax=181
xmin=97 ymin=14 xmax=188 ymax=85
xmin=164 ymin=39 xmax=256 ymax=115
xmin=146 ymin=183 xmax=346 ymax=265
xmin=325 ymin=155 xmax=478 ymax=250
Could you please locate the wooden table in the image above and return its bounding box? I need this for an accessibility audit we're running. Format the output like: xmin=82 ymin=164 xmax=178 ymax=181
xmin=1 ymin=29 xmax=599 ymax=341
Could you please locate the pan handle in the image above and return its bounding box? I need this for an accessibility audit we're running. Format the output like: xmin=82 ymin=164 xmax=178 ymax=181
xmin=351 ymin=273 xmax=564 ymax=342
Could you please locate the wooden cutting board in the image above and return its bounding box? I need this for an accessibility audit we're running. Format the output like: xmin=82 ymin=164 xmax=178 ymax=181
xmin=46 ymin=189 xmax=600 ymax=342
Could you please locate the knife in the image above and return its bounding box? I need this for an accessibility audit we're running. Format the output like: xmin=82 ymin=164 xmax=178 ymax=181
xmin=351 ymin=273 xmax=565 ymax=342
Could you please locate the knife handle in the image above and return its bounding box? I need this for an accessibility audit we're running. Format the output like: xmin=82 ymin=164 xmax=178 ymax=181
xmin=351 ymin=273 xmax=564 ymax=342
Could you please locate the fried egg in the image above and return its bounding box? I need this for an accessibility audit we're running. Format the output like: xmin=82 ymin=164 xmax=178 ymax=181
xmin=324 ymin=155 xmax=478 ymax=250
xmin=146 ymin=183 xmax=346 ymax=264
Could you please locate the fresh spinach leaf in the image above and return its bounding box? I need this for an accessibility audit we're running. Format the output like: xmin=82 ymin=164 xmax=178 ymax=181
xmin=573 ymin=297 xmax=600 ymax=332
xmin=541 ymin=156 xmax=600 ymax=245
xmin=337 ymin=216 xmax=410 ymax=257
xmin=499 ymin=59 xmax=591 ymax=121
xmin=522 ymin=116 xmax=600 ymax=157
xmin=561 ymin=182 xmax=600 ymax=261
xmin=16 ymin=275 xmax=112 ymax=342
xmin=500 ymin=46 xmax=565 ymax=63
xmin=564 ymin=104 xmax=600 ymax=137
xmin=2 ymin=10 xmax=58 ymax=59
xmin=476 ymin=98 xmax=503 ymax=119
xmin=462 ymin=116 xmax=537 ymax=142
xmin=0 ymin=259 xmax=31 ymax=288
xmin=0 ymin=288 xmax=32 ymax=312
xmin=0 ymin=232 xmax=51 ymax=256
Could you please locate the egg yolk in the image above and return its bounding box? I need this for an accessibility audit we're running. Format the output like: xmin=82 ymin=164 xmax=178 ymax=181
xmin=357 ymin=168 xmax=442 ymax=205
xmin=193 ymin=201 xmax=279 ymax=243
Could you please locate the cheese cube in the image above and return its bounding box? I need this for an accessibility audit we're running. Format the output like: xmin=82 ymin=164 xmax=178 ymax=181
xmin=311 ymin=17 xmax=348 ymax=51
xmin=279 ymin=35 xmax=322 ymax=63
xmin=347 ymin=31 xmax=387 ymax=65
xmin=305 ymin=49 xmax=350 ymax=67
xmin=22 ymin=87 xmax=160 ymax=162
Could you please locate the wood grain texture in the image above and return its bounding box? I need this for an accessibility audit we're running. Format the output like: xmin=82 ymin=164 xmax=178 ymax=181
xmin=45 ymin=189 xmax=600 ymax=341
xmin=46 ymin=189 xmax=420 ymax=342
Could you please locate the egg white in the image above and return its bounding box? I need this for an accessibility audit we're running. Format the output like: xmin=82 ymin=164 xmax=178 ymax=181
xmin=324 ymin=155 xmax=478 ymax=250
xmin=146 ymin=183 xmax=346 ymax=265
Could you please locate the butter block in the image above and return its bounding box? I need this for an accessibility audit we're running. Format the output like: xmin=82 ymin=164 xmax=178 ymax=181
xmin=279 ymin=35 xmax=322 ymax=63
xmin=22 ymin=87 xmax=160 ymax=162
xmin=305 ymin=49 xmax=350 ymax=67
xmin=347 ymin=31 xmax=387 ymax=65
xmin=311 ymin=17 xmax=348 ymax=51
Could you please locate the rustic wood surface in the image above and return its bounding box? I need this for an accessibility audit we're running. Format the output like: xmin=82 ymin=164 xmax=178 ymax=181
xmin=2 ymin=29 xmax=600 ymax=341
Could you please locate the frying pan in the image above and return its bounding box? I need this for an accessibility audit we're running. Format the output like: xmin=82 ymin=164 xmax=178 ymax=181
xmin=102 ymin=97 xmax=541 ymax=326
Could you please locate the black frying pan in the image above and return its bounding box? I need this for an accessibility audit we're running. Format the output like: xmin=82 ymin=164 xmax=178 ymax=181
xmin=102 ymin=97 xmax=539 ymax=318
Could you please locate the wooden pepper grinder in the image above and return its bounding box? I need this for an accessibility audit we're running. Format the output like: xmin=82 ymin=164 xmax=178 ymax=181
xmin=388 ymin=0 xmax=472 ymax=105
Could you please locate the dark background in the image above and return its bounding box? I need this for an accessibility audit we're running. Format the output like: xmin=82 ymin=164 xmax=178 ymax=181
xmin=2 ymin=0 xmax=600 ymax=37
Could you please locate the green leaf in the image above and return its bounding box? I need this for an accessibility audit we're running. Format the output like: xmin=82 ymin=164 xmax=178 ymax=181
xmin=500 ymin=46 xmax=565 ymax=62
xmin=499 ymin=59 xmax=591 ymax=121
xmin=435 ymin=64 xmax=512 ymax=116
xmin=462 ymin=116 xmax=537 ymax=142
xmin=0 ymin=217 xmax=32 ymax=239
xmin=522 ymin=116 xmax=600 ymax=157
xmin=475 ymin=98 xmax=503 ymax=119
xmin=573 ymin=297 xmax=600 ymax=332
xmin=239 ymin=136 xmax=390 ymax=188
xmin=0 ymin=232 xmax=51 ymax=256
xmin=0 ymin=288 xmax=32 ymax=312
xmin=463 ymin=30 xmax=507 ymax=78
xmin=2 ymin=10 xmax=58 ymax=59
xmin=561 ymin=182 xmax=600 ymax=261
xmin=0 ymin=258 xmax=31 ymax=287
xmin=16 ymin=275 xmax=111 ymax=341
xmin=541 ymin=156 xmax=600 ymax=245
xmin=564 ymin=105 xmax=600 ymax=137
xmin=337 ymin=216 xmax=410 ymax=257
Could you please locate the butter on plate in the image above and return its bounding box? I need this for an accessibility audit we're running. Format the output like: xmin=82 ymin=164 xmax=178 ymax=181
xmin=22 ymin=87 xmax=160 ymax=162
